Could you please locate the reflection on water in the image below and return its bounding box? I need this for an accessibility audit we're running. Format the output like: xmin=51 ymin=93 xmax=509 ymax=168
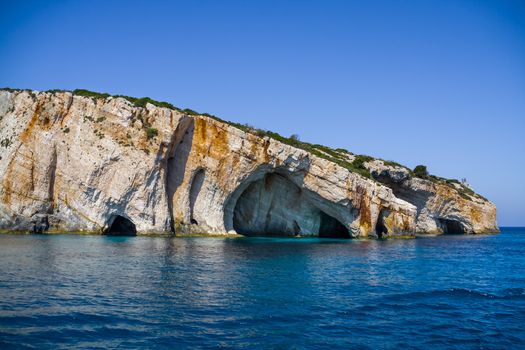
xmin=0 ymin=230 xmax=524 ymax=349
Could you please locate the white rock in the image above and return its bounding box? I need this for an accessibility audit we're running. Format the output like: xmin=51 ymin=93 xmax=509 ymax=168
xmin=0 ymin=90 xmax=498 ymax=237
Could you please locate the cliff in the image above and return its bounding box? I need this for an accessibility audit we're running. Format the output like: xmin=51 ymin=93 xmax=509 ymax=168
xmin=0 ymin=89 xmax=498 ymax=237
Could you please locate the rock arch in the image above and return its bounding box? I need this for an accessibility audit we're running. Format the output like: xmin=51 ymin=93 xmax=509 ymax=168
xmin=230 ymin=172 xmax=350 ymax=238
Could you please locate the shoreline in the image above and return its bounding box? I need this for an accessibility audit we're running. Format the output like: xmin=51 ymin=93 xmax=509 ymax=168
xmin=0 ymin=230 xmax=500 ymax=239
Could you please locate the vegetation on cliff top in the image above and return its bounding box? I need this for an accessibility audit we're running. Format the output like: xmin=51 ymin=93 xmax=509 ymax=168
xmin=66 ymin=88 xmax=379 ymax=178
xmin=413 ymin=165 xmax=429 ymax=178
xmin=0 ymin=87 xmax=486 ymax=200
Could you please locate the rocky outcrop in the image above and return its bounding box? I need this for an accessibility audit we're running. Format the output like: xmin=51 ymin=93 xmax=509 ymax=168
xmin=0 ymin=89 xmax=498 ymax=237
xmin=366 ymin=161 xmax=498 ymax=234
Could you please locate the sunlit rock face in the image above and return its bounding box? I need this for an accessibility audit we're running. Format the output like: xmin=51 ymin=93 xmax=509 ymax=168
xmin=366 ymin=160 xmax=499 ymax=235
xmin=0 ymin=90 xmax=178 ymax=234
xmin=0 ymin=90 xmax=498 ymax=237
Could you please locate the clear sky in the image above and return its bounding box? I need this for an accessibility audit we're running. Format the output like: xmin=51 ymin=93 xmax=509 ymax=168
xmin=1 ymin=0 xmax=524 ymax=226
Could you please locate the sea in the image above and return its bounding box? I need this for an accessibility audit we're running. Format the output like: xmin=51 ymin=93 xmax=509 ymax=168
xmin=1 ymin=228 xmax=524 ymax=349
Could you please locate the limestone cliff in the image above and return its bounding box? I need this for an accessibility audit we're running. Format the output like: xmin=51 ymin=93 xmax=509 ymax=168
xmin=0 ymin=89 xmax=498 ymax=237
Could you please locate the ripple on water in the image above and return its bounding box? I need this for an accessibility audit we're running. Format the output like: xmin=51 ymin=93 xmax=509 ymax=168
xmin=0 ymin=229 xmax=524 ymax=349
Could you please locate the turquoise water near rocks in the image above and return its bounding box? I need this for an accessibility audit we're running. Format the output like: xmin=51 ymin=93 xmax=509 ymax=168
xmin=1 ymin=228 xmax=524 ymax=349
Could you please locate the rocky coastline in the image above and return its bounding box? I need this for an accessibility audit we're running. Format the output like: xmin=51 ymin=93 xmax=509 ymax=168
xmin=0 ymin=89 xmax=498 ymax=237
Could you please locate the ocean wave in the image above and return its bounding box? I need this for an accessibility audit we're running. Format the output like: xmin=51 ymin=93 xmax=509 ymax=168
xmin=387 ymin=287 xmax=525 ymax=301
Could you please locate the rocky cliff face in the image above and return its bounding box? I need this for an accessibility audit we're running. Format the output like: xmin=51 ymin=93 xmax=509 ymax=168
xmin=0 ymin=89 xmax=498 ymax=237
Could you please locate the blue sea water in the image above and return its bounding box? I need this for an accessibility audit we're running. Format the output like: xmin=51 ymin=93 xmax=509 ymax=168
xmin=0 ymin=228 xmax=524 ymax=349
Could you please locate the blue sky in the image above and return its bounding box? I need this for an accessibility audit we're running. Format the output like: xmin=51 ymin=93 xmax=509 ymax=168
xmin=1 ymin=0 xmax=524 ymax=226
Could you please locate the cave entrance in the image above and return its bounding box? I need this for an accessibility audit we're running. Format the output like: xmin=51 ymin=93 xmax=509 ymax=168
xmin=232 ymin=173 xmax=350 ymax=238
xmin=105 ymin=215 xmax=137 ymax=236
xmin=375 ymin=219 xmax=388 ymax=237
xmin=319 ymin=211 xmax=350 ymax=238
xmin=375 ymin=209 xmax=389 ymax=238
xmin=437 ymin=218 xmax=465 ymax=234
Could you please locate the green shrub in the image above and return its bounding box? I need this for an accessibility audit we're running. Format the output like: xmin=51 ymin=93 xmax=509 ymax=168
xmin=0 ymin=87 xmax=17 ymax=93
xmin=413 ymin=165 xmax=429 ymax=178
xmin=132 ymin=97 xmax=149 ymax=107
xmin=289 ymin=134 xmax=300 ymax=141
xmin=353 ymin=155 xmax=374 ymax=169
xmin=46 ymin=89 xmax=68 ymax=93
xmin=182 ymin=108 xmax=199 ymax=116
xmin=73 ymin=89 xmax=110 ymax=99
xmin=383 ymin=160 xmax=406 ymax=169
xmin=63 ymin=127 xmax=70 ymax=133
xmin=115 ymin=95 xmax=180 ymax=110
xmin=146 ymin=127 xmax=158 ymax=140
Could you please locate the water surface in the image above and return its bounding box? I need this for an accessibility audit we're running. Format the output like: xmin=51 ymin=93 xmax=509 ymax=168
xmin=1 ymin=228 xmax=524 ymax=349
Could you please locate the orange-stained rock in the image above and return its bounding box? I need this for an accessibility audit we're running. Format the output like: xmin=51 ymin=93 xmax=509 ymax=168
xmin=0 ymin=89 xmax=498 ymax=237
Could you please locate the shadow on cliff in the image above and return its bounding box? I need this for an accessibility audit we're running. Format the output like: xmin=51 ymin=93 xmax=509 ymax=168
xmin=165 ymin=117 xmax=195 ymax=233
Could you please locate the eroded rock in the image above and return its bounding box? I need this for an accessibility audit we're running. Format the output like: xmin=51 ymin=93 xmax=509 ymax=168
xmin=0 ymin=89 xmax=498 ymax=237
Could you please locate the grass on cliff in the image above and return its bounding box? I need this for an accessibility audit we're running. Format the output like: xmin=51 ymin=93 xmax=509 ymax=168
xmin=70 ymin=89 xmax=379 ymax=179
xmin=412 ymin=164 xmax=487 ymax=201
xmin=0 ymin=87 xmax=489 ymax=198
xmin=71 ymin=89 xmax=184 ymax=112
xmin=197 ymin=114 xmax=375 ymax=178
xmin=146 ymin=127 xmax=158 ymax=140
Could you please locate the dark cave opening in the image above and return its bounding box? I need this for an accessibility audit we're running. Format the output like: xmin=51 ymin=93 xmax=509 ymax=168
xmin=319 ymin=211 xmax=350 ymax=238
xmin=105 ymin=215 xmax=137 ymax=236
xmin=437 ymin=218 xmax=465 ymax=234
xmin=375 ymin=210 xmax=389 ymax=238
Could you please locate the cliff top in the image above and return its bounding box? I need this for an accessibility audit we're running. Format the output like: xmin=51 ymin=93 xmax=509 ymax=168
xmin=0 ymin=87 xmax=486 ymax=203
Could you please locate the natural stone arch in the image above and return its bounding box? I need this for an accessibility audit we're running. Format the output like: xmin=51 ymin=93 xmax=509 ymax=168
xmin=230 ymin=172 xmax=350 ymax=238
xmin=105 ymin=215 xmax=137 ymax=236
